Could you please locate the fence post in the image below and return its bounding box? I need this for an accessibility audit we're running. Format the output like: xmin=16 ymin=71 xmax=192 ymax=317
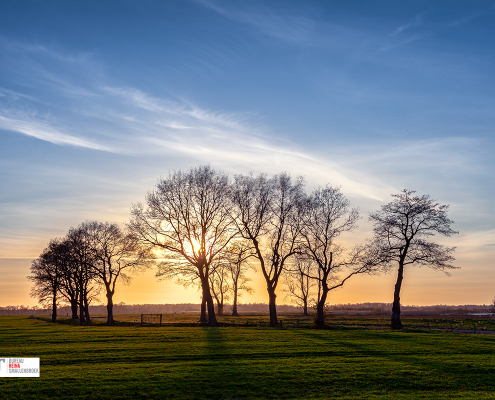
xmin=141 ymin=314 xmax=143 ymax=326
xmin=160 ymin=314 xmax=162 ymax=326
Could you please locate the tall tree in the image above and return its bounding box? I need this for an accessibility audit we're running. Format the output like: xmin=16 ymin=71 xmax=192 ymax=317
xmin=300 ymin=186 xmax=376 ymax=328
xmin=81 ymin=221 xmax=154 ymax=325
xmin=231 ymin=172 xmax=304 ymax=326
xmin=129 ymin=165 xmax=237 ymax=327
xmin=369 ymin=189 xmax=458 ymax=329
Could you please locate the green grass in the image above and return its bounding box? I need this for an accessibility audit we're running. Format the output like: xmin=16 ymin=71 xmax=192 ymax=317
xmin=1 ymin=316 xmax=494 ymax=399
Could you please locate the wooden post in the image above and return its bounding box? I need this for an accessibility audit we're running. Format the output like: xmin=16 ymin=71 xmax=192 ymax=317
xmin=141 ymin=314 xmax=143 ymax=325
xmin=160 ymin=314 xmax=162 ymax=326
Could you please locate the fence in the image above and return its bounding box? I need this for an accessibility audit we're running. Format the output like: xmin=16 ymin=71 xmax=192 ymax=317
xmin=140 ymin=314 xmax=163 ymax=326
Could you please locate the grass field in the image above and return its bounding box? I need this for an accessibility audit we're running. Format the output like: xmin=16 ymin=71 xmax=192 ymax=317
xmin=1 ymin=315 xmax=495 ymax=399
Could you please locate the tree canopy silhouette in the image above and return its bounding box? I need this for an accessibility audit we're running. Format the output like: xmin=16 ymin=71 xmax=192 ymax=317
xmin=369 ymin=189 xmax=458 ymax=329
xmin=129 ymin=165 xmax=237 ymax=326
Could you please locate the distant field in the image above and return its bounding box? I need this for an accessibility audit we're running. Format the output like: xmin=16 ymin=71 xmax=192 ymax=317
xmin=1 ymin=316 xmax=495 ymax=399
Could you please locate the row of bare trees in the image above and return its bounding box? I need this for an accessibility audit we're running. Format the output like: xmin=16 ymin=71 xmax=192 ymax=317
xmin=129 ymin=165 xmax=458 ymax=329
xmin=29 ymin=222 xmax=153 ymax=325
xmin=30 ymin=165 xmax=458 ymax=329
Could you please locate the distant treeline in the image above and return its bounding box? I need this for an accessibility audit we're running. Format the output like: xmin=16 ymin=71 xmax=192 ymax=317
xmin=328 ymin=303 xmax=494 ymax=315
xmin=2 ymin=303 xmax=493 ymax=315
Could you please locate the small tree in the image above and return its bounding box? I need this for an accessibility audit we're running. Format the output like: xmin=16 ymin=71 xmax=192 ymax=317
xmin=284 ymin=256 xmax=316 ymax=316
xmin=369 ymin=189 xmax=458 ymax=329
xmin=209 ymin=261 xmax=231 ymax=316
xmin=224 ymin=240 xmax=254 ymax=316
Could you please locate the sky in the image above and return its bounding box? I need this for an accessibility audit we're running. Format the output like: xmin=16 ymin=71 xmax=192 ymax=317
xmin=1 ymin=0 xmax=494 ymax=308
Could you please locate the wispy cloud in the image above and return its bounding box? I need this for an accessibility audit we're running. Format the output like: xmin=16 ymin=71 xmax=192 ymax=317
xmin=391 ymin=13 xmax=424 ymax=36
xmin=0 ymin=35 xmax=488 ymax=206
xmin=196 ymin=0 xmax=316 ymax=44
xmin=0 ymin=111 xmax=113 ymax=151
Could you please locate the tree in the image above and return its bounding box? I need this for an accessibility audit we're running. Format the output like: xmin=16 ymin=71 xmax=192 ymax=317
xmin=300 ymin=186 xmax=377 ymax=328
xmin=29 ymin=239 xmax=64 ymax=322
xmin=66 ymin=225 xmax=101 ymax=326
xmin=224 ymin=240 xmax=254 ymax=316
xmin=55 ymin=240 xmax=80 ymax=320
xmin=284 ymin=256 xmax=315 ymax=316
xmin=80 ymin=221 xmax=154 ymax=325
xmin=209 ymin=260 xmax=231 ymax=316
xmin=231 ymin=172 xmax=305 ymax=326
xmin=369 ymin=189 xmax=458 ymax=329
xmin=129 ymin=165 xmax=237 ymax=327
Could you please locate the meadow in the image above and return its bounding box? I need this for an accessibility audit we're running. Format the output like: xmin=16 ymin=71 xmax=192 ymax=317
xmin=1 ymin=315 xmax=495 ymax=399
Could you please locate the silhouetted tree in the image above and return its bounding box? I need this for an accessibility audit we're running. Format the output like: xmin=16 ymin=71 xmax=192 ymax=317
xmin=300 ymin=186 xmax=378 ymax=328
xmin=129 ymin=165 xmax=237 ymax=327
xmin=29 ymin=239 xmax=65 ymax=322
xmin=80 ymin=221 xmax=154 ymax=325
xmin=224 ymin=240 xmax=254 ymax=316
xmin=284 ymin=256 xmax=315 ymax=316
xmin=369 ymin=189 xmax=458 ymax=329
xmin=231 ymin=172 xmax=304 ymax=326
xmin=209 ymin=260 xmax=231 ymax=316
xmin=66 ymin=225 xmax=101 ymax=326
xmin=56 ymin=241 xmax=80 ymax=320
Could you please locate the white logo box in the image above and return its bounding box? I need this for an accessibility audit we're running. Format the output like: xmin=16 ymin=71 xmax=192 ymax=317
xmin=0 ymin=358 xmax=40 ymax=377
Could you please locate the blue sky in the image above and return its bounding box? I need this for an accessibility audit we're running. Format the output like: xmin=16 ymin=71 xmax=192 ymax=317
xmin=1 ymin=0 xmax=494 ymax=306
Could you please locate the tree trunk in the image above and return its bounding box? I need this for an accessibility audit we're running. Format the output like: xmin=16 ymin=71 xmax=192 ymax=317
xmin=199 ymin=295 xmax=207 ymax=323
xmin=106 ymin=289 xmax=114 ymax=326
xmin=84 ymin=295 xmax=92 ymax=326
xmin=205 ymin=291 xmax=218 ymax=327
xmin=316 ymin=286 xmax=328 ymax=328
xmin=70 ymin=299 xmax=78 ymax=319
xmin=79 ymin=289 xmax=85 ymax=326
xmin=268 ymin=287 xmax=278 ymax=327
xmin=391 ymin=263 xmax=404 ymax=329
xmin=303 ymin=298 xmax=308 ymax=316
xmin=200 ymin=276 xmax=217 ymax=326
xmin=232 ymin=284 xmax=239 ymax=316
xmin=217 ymin=303 xmax=224 ymax=316
xmin=51 ymin=289 xmax=57 ymax=323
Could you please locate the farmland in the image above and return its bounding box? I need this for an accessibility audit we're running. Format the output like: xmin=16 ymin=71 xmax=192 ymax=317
xmin=1 ymin=315 xmax=495 ymax=399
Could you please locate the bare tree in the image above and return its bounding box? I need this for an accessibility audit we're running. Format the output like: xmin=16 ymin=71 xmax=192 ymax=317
xmin=80 ymin=221 xmax=154 ymax=325
xmin=231 ymin=172 xmax=305 ymax=326
xmin=209 ymin=261 xmax=231 ymax=316
xmin=369 ymin=189 xmax=458 ymax=329
xmin=284 ymin=256 xmax=316 ymax=316
xmin=56 ymin=241 xmax=80 ymax=320
xmin=224 ymin=240 xmax=254 ymax=316
xmin=300 ymin=186 xmax=378 ymax=328
xmin=29 ymin=239 xmax=64 ymax=322
xmin=129 ymin=165 xmax=237 ymax=327
xmin=66 ymin=225 xmax=101 ymax=326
